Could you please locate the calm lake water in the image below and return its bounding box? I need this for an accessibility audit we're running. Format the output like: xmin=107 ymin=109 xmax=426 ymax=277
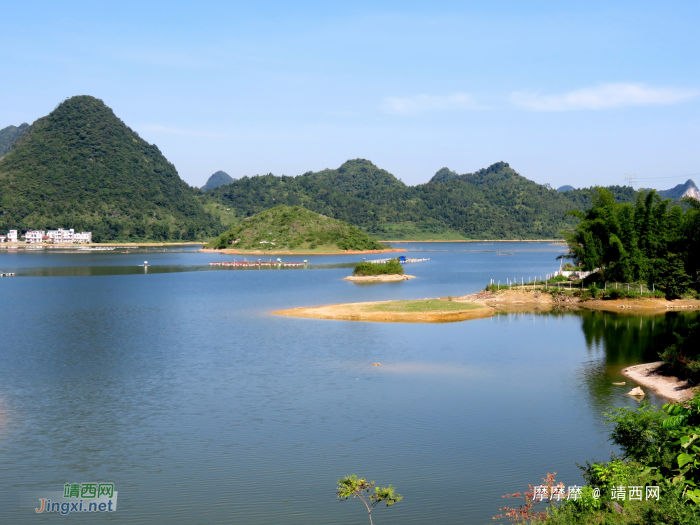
xmin=0 ymin=242 xmax=696 ymax=524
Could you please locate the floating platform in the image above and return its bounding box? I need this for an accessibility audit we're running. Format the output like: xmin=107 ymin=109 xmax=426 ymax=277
xmin=210 ymin=260 xmax=307 ymax=268
xmin=0 ymin=272 xmax=16 ymax=277
xmin=365 ymin=257 xmax=429 ymax=264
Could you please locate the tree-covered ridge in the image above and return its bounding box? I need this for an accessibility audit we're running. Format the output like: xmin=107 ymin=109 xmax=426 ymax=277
xmin=201 ymin=170 xmax=234 ymax=191
xmin=0 ymin=96 xmax=221 ymax=241
xmin=0 ymin=123 xmax=29 ymax=156
xmin=207 ymin=160 xmax=632 ymax=240
xmin=206 ymin=205 xmax=388 ymax=251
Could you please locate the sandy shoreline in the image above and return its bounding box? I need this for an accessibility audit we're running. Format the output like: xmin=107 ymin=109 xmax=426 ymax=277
xmin=344 ymin=275 xmax=416 ymax=282
xmin=621 ymin=362 xmax=698 ymax=401
xmin=200 ymin=247 xmax=406 ymax=255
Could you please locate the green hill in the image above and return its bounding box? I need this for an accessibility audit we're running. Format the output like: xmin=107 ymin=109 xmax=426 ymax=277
xmin=202 ymin=170 xmax=234 ymax=191
xmin=206 ymin=205 xmax=389 ymax=251
xmin=0 ymin=123 xmax=29 ymax=156
xmin=0 ymin=96 xmax=221 ymax=241
xmin=206 ymin=160 xmax=638 ymax=240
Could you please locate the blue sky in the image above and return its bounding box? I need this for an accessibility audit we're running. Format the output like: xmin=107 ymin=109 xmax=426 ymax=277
xmin=1 ymin=1 xmax=698 ymax=189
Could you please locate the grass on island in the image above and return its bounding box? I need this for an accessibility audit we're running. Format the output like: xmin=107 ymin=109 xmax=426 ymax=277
xmin=206 ymin=205 xmax=390 ymax=252
xmin=371 ymin=299 xmax=481 ymax=313
xmin=353 ymin=259 xmax=404 ymax=276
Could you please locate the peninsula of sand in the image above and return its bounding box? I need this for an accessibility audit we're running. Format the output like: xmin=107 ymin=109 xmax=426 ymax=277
xmin=272 ymin=289 xmax=700 ymax=324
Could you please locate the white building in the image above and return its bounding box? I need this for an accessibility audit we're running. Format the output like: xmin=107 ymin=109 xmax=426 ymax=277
xmin=7 ymin=230 xmax=18 ymax=243
xmin=74 ymin=232 xmax=92 ymax=243
xmin=46 ymin=228 xmax=92 ymax=244
xmin=24 ymin=230 xmax=45 ymax=244
xmin=46 ymin=228 xmax=74 ymax=243
xmin=0 ymin=235 xmax=6 ymax=242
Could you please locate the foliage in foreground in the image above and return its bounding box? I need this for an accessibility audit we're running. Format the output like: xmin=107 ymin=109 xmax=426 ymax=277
xmin=206 ymin=205 xmax=388 ymax=251
xmin=659 ymin=322 xmax=700 ymax=383
xmin=494 ymin=394 xmax=700 ymax=524
xmin=353 ymin=259 xmax=404 ymax=276
xmin=337 ymin=475 xmax=401 ymax=525
xmin=561 ymin=187 xmax=699 ymax=298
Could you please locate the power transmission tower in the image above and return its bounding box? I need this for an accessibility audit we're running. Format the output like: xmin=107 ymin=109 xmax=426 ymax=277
xmin=624 ymin=173 xmax=636 ymax=188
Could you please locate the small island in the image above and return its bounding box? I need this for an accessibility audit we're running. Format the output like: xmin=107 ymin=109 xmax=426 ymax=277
xmin=272 ymin=298 xmax=489 ymax=323
xmin=201 ymin=205 xmax=405 ymax=255
xmin=344 ymin=258 xmax=416 ymax=283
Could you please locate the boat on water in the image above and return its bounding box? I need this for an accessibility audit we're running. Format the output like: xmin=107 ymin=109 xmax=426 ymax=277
xmin=497 ymin=252 xmax=514 ymax=256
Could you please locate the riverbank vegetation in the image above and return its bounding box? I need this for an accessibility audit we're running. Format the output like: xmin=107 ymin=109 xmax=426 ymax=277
xmin=494 ymin=394 xmax=700 ymax=524
xmin=206 ymin=205 xmax=389 ymax=252
xmin=561 ymin=187 xmax=700 ymax=299
xmin=353 ymin=259 xmax=404 ymax=276
xmin=659 ymin=322 xmax=700 ymax=383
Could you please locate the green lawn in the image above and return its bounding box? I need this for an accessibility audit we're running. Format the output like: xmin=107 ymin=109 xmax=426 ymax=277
xmin=371 ymin=299 xmax=481 ymax=312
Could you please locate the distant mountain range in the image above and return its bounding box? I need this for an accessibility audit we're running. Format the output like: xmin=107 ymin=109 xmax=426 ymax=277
xmin=557 ymin=180 xmax=699 ymax=200
xmin=205 ymin=159 xmax=636 ymax=240
xmin=0 ymin=123 xmax=29 ymax=156
xmin=202 ymin=170 xmax=234 ymax=191
xmin=657 ymin=179 xmax=699 ymax=201
xmin=1 ymin=94 xmax=694 ymax=242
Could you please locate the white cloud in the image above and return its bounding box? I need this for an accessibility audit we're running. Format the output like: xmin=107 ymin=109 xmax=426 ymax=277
xmin=510 ymin=83 xmax=699 ymax=111
xmin=382 ymin=93 xmax=484 ymax=115
xmin=140 ymin=125 xmax=229 ymax=138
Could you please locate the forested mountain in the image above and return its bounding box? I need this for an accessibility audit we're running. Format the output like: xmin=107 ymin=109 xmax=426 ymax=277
xmin=0 ymin=123 xmax=29 ymax=156
xmin=0 ymin=96 xmax=221 ymax=241
xmin=202 ymin=170 xmax=234 ymax=191
xmin=207 ymin=160 xmax=635 ymax=240
xmin=557 ymin=185 xmax=574 ymax=192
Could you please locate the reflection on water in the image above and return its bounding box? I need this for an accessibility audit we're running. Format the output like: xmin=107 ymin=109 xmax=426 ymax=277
xmin=580 ymin=310 xmax=693 ymax=365
xmin=15 ymin=263 xmax=357 ymax=277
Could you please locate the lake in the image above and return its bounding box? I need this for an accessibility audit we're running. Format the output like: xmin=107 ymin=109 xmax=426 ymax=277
xmin=0 ymin=242 xmax=696 ymax=524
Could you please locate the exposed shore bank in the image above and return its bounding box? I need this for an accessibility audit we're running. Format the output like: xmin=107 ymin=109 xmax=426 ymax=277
xmin=200 ymin=247 xmax=406 ymax=255
xmin=621 ymin=362 xmax=698 ymax=402
xmin=456 ymin=289 xmax=700 ymax=313
xmin=344 ymin=274 xmax=416 ymax=282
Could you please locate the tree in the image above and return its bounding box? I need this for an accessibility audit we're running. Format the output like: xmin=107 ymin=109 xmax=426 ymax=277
xmin=336 ymin=475 xmax=402 ymax=525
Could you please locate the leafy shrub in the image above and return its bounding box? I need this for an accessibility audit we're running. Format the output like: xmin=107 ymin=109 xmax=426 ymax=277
xmin=659 ymin=323 xmax=700 ymax=380
xmin=353 ymin=259 xmax=404 ymax=276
